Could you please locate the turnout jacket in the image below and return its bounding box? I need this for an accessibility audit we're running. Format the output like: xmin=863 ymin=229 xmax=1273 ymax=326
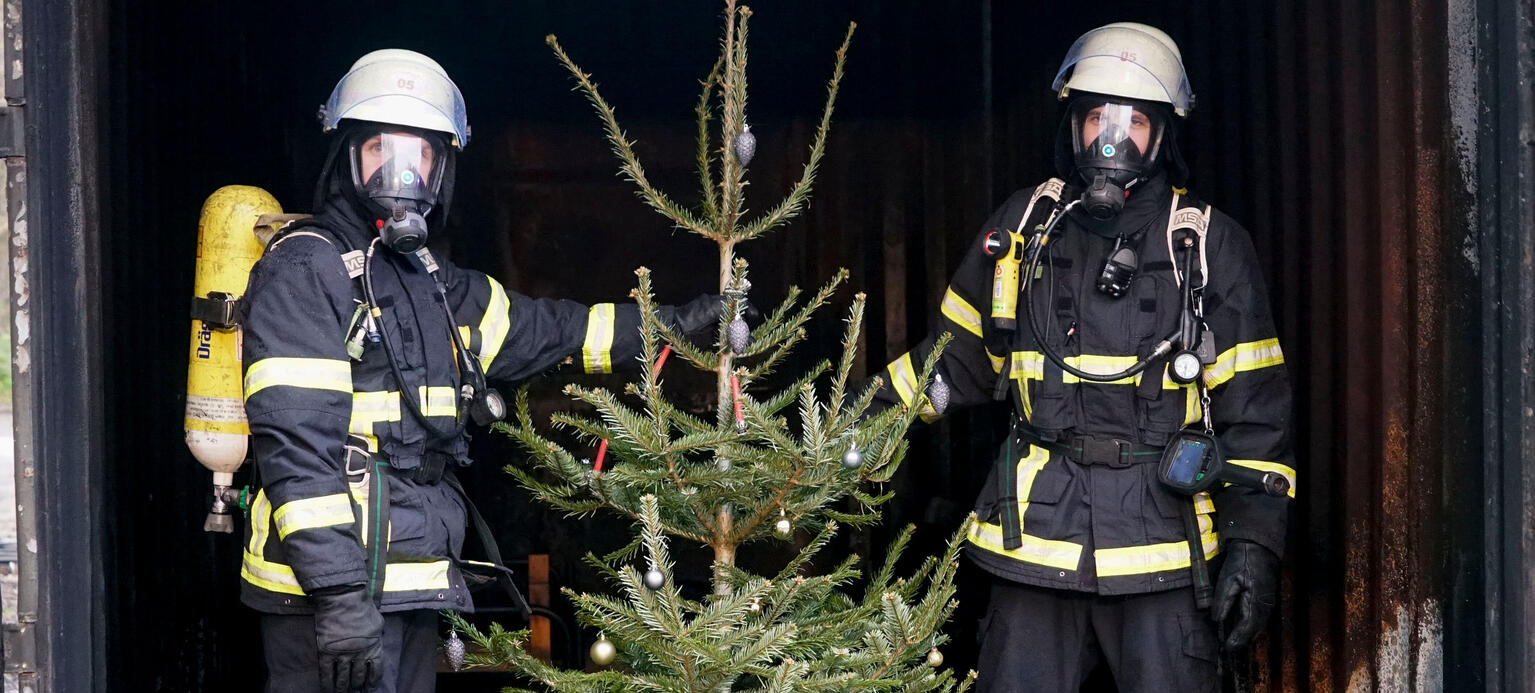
xmin=240 ymin=199 xmax=654 ymax=614
xmin=877 ymin=175 xmax=1294 ymax=595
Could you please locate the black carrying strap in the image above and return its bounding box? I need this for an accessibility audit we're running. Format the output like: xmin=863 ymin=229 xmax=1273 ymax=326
xmin=345 ymin=438 xmax=390 ymax=605
xmin=442 ymin=473 xmax=532 ymax=620
xmin=996 ymin=433 xmax=1023 ymax=551
xmin=1182 ymin=498 xmax=1213 ymax=609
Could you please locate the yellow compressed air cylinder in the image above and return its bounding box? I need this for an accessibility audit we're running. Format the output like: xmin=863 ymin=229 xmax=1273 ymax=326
xmin=185 ymin=186 xmax=280 ymax=486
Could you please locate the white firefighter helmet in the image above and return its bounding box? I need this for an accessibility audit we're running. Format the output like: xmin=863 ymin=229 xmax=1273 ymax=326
xmin=320 ymin=49 xmax=470 ymax=149
xmin=1052 ymin=22 xmax=1195 ymax=117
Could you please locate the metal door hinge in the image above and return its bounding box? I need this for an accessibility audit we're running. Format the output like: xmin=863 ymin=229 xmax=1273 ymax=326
xmin=0 ymin=104 xmax=23 ymax=158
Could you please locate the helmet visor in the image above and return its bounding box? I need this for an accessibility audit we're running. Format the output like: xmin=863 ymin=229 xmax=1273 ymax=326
xmin=350 ymin=130 xmax=445 ymax=207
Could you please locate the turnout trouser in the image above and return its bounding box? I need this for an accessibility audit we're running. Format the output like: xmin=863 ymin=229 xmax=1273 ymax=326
xmin=975 ymin=578 xmax=1220 ymax=693
xmin=260 ymin=609 xmax=440 ymax=693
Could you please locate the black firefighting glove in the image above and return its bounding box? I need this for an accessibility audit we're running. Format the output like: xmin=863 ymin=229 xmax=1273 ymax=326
xmin=669 ymin=294 xmax=731 ymax=341
xmin=1211 ymin=539 xmax=1280 ymax=651
xmin=312 ymin=585 xmax=384 ymax=693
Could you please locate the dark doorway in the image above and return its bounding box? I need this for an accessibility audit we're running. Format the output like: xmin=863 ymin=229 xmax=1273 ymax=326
xmin=66 ymin=0 xmax=1489 ymax=690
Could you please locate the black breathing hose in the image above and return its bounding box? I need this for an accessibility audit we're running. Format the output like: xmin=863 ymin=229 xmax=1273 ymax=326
xmin=361 ymin=239 xmax=464 ymax=442
xmin=1020 ymin=199 xmax=1177 ymax=382
xmin=426 ymin=264 xmax=492 ymax=401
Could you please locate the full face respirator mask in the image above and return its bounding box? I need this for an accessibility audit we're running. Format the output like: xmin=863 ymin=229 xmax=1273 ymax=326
xmin=1068 ymin=98 xmax=1167 ymax=221
xmin=346 ymin=129 xmax=450 ymax=253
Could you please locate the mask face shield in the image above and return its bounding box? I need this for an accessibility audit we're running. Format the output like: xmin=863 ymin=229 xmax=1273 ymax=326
xmin=346 ymin=129 xmax=449 ymax=252
xmin=350 ymin=130 xmax=445 ymax=211
xmin=1068 ymin=98 xmax=1167 ymax=219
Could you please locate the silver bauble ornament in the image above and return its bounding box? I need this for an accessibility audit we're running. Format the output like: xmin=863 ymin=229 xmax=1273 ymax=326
xmin=928 ymin=374 xmax=950 ymax=415
xmin=747 ymin=597 xmax=762 ymax=614
xmin=926 ymin=647 xmax=944 ymax=668
xmin=590 ymin=634 xmax=617 ymax=667
xmin=735 ymin=124 xmax=757 ymax=166
xmin=718 ymin=457 xmax=732 ymax=471
xmin=736 ymin=418 xmax=749 ymax=434
xmin=644 ymin=567 xmax=666 ymax=591
xmin=446 ymin=630 xmax=466 ymax=671
xmin=774 ymin=517 xmax=793 ymax=539
xmin=842 ymin=445 xmax=863 ymax=470
xmin=728 ymin=314 xmax=751 ymax=353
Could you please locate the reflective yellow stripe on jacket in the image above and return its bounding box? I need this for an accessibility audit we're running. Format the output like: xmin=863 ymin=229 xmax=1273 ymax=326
xmin=272 ymin=493 xmax=354 ymax=539
xmin=939 ymin=288 xmax=984 ymax=339
xmin=349 ymin=391 xmax=401 ymax=452
xmin=476 ymin=277 xmax=512 ymax=366
xmin=582 ymin=304 xmax=616 ymax=373
xmin=347 ymin=387 xmax=456 ymax=451
xmin=1095 ymin=521 xmax=1220 ymax=577
xmin=242 ymin=554 xmax=453 ymax=596
xmin=887 ymin=352 xmax=941 ymax=423
xmin=418 ymin=386 xmax=457 ymax=418
xmin=1203 ymin=338 xmax=1285 ymax=388
xmin=244 ymin=357 xmax=352 ymax=399
xmin=967 ymin=445 xmax=1085 ymax=571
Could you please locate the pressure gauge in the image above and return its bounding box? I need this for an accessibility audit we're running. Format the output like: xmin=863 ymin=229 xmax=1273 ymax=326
xmin=469 ymin=387 xmax=507 ymax=426
xmin=1169 ymin=350 xmax=1203 ymax=384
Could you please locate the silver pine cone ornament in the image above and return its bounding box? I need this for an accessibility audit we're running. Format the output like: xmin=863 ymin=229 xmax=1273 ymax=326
xmin=728 ymin=314 xmax=751 ymax=353
xmin=735 ymin=124 xmax=756 ymax=166
xmin=446 ymin=630 xmax=466 ymax=671
xmin=928 ymin=373 xmax=950 ymax=415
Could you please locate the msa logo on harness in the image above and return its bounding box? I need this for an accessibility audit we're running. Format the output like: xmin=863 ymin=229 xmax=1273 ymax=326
xmin=342 ymin=251 xmax=367 ymax=278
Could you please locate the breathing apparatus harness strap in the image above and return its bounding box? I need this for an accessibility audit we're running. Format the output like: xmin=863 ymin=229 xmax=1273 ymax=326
xmin=1163 ymin=191 xmax=1220 ymax=610
xmin=1020 ymin=179 xmax=1067 ymax=232
xmin=1165 ymin=192 xmax=1212 ymax=291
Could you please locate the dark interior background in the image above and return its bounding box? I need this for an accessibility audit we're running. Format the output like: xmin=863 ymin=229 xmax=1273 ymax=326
xmin=100 ymin=0 xmax=1469 ymax=690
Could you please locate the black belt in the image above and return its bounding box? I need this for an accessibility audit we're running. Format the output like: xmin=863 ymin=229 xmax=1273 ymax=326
xmin=1060 ymin=435 xmax=1163 ymax=468
xmin=403 ymin=450 xmax=453 ymax=485
xmin=1013 ymin=427 xmax=1163 ymax=468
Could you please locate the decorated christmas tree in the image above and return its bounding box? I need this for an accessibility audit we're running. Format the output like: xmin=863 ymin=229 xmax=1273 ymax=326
xmin=452 ymin=3 xmax=975 ymax=690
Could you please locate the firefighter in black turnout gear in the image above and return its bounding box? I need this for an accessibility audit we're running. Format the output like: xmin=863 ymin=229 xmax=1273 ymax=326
xmin=874 ymin=24 xmax=1293 ymax=692
xmin=240 ymin=49 xmax=720 ymax=692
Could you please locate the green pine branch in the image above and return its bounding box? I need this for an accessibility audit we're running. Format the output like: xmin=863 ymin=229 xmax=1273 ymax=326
xmin=546 ymin=35 xmax=715 ymax=240
xmin=736 ymin=22 xmax=855 ymax=241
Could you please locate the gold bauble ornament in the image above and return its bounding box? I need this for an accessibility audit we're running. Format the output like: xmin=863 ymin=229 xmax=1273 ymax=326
xmin=589 ymin=634 xmax=617 ymax=667
xmin=926 ymin=647 xmax=944 ymax=668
